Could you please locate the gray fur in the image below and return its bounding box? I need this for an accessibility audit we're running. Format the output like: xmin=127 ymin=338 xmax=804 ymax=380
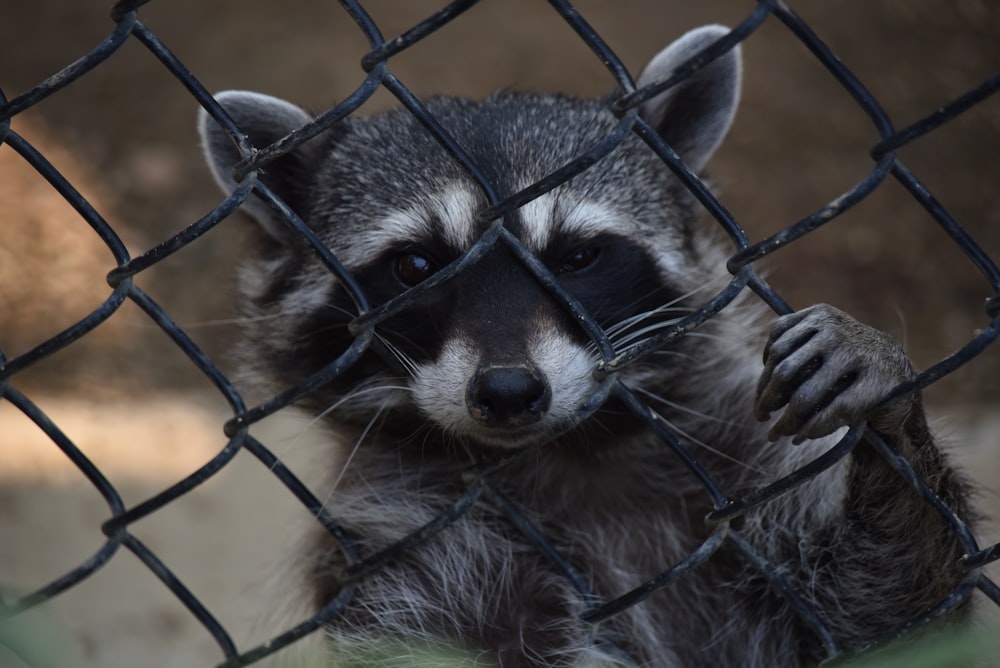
xmin=200 ymin=25 xmax=972 ymax=668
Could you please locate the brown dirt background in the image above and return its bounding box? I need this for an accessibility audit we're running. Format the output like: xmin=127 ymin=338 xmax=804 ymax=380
xmin=1 ymin=1 xmax=999 ymax=666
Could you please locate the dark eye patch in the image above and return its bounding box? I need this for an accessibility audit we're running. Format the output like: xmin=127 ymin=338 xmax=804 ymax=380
xmin=542 ymin=232 xmax=682 ymax=327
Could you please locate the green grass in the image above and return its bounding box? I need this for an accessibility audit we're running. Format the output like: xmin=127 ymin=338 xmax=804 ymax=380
xmin=830 ymin=623 xmax=1000 ymax=668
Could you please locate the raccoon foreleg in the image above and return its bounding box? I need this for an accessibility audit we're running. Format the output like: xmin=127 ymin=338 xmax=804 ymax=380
xmin=754 ymin=303 xmax=971 ymax=651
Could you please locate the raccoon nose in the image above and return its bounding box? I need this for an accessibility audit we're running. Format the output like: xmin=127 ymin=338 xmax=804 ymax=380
xmin=467 ymin=367 xmax=551 ymax=428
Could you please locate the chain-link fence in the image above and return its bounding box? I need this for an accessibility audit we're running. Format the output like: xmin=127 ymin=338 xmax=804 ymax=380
xmin=2 ymin=1 xmax=1000 ymax=666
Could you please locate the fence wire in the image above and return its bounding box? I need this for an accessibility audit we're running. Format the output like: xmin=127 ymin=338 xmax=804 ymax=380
xmin=2 ymin=1 xmax=1000 ymax=667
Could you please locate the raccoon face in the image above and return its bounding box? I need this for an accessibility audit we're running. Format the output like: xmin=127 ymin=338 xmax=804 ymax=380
xmin=200 ymin=26 xmax=741 ymax=451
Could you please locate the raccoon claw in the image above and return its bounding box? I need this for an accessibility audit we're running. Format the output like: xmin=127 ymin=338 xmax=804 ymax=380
xmin=755 ymin=304 xmax=915 ymax=444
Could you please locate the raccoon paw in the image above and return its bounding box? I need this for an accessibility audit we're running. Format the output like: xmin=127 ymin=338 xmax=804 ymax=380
xmin=754 ymin=304 xmax=916 ymax=444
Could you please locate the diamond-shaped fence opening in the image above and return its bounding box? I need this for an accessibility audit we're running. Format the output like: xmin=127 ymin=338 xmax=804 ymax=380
xmin=2 ymin=1 xmax=999 ymax=667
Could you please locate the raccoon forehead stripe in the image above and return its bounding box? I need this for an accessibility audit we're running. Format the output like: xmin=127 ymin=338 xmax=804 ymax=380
xmin=519 ymin=194 xmax=636 ymax=252
xmin=518 ymin=191 xmax=558 ymax=251
xmin=560 ymin=200 xmax=638 ymax=239
xmin=332 ymin=185 xmax=480 ymax=266
xmin=428 ymin=185 xmax=481 ymax=250
xmin=337 ymin=208 xmax=429 ymax=266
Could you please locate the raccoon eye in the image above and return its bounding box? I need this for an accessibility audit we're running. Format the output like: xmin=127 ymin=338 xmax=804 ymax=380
xmin=558 ymin=247 xmax=600 ymax=274
xmin=394 ymin=252 xmax=437 ymax=287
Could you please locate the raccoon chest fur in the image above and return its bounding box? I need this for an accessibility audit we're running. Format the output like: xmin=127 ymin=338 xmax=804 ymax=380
xmin=304 ymin=444 xmax=787 ymax=667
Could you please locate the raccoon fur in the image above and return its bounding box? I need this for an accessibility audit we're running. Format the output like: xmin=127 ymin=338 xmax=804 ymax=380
xmin=200 ymin=25 xmax=973 ymax=668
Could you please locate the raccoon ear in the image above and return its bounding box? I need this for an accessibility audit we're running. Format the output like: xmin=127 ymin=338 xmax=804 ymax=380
xmin=199 ymin=90 xmax=319 ymax=241
xmin=636 ymin=25 xmax=742 ymax=172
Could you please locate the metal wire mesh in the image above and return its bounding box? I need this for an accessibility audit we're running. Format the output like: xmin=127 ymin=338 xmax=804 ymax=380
xmin=2 ymin=1 xmax=999 ymax=666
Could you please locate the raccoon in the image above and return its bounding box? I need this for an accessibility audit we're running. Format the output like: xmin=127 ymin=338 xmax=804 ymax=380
xmin=200 ymin=25 xmax=973 ymax=668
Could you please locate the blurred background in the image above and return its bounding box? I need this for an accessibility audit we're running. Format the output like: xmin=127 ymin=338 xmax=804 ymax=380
xmin=1 ymin=1 xmax=999 ymax=666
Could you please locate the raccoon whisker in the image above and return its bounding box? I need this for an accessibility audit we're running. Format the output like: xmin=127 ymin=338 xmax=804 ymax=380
xmin=645 ymin=349 xmax=695 ymax=362
xmin=583 ymin=313 xmax=688 ymax=360
xmin=607 ymin=318 xmax=688 ymax=349
xmin=603 ymin=307 xmax=691 ymax=338
xmin=612 ymin=286 xmax=698 ymax=318
xmin=672 ymin=425 xmax=763 ymax=474
xmin=406 ymin=419 xmax=441 ymax=452
xmin=375 ymin=333 xmax=420 ymax=377
xmin=306 ymin=381 xmax=412 ymax=429
xmin=171 ymin=312 xmax=293 ymax=329
xmin=263 ymin=382 xmax=407 ymax=474
xmin=632 ymin=386 xmax=742 ymax=430
xmin=642 ymin=402 xmax=763 ymax=474
xmin=600 ymin=290 xmax=704 ymax=337
xmin=177 ymin=303 xmax=350 ymax=331
xmin=375 ymin=327 xmax=438 ymax=373
xmin=327 ymin=398 xmax=390 ymax=494
xmin=600 ymin=289 xmax=699 ymax=332
xmin=597 ymin=349 xmax=693 ymax=378
xmin=288 ymin=302 xmax=369 ymax=341
xmin=292 ymin=323 xmax=352 ymax=346
xmin=607 ymin=306 xmax=739 ymax=349
xmin=608 ymin=327 xmax=680 ymax=352
xmin=682 ymin=330 xmax=735 ymax=343
xmin=606 ymin=329 xmax=741 ymax=370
